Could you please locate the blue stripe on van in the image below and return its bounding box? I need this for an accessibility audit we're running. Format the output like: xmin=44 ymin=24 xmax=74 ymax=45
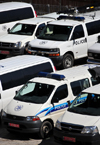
xmin=35 ymin=97 xmax=87 ymax=117
xmin=35 ymin=107 xmax=50 ymax=116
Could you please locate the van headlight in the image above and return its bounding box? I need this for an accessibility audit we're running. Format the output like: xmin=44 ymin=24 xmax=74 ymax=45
xmin=2 ymin=110 xmax=7 ymax=117
xmin=88 ymin=52 xmax=92 ymax=57
xmin=14 ymin=41 xmax=22 ymax=48
xmin=81 ymin=126 xmax=99 ymax=134
xmin=55 ymin=120 xmax=61 ymax=130
xmin=26 ymin=116 xmax=40 ymax=121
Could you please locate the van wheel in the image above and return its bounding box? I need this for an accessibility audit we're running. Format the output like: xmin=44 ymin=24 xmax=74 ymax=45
xmin=62 ymin=53 xmax=74 ymax=69
xmin=38 ymin=121 xmax=53 ymax=139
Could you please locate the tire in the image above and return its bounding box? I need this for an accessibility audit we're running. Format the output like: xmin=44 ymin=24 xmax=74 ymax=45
xmin=38 ymin=121 xmax=53 ymax=139
xmin=62 ymin=53 xmax=74 ymax=69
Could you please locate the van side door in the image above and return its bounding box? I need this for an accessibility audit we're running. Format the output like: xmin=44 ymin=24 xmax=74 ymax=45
xmin=71 ymin=24 xmax=88 ymax=59
xmin=49 ymin=84 xmax=70 ymax=123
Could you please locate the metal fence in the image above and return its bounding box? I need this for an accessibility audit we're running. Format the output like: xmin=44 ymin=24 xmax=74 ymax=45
xmin=33 ymin=4 xmax=69 ymax=15
xmin=0 ymin=0 xmax=99 ymax=15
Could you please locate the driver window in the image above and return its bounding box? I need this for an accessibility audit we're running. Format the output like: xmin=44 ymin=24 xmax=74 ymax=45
xmin=71 ymin=25 xmax=84 ymax=40
xmin=52 ymin=84 xmax=68 ymax=102
xmin=36 ymin=23 xmax=46 ymax=36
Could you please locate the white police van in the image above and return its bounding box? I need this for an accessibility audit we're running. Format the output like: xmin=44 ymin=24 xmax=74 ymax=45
xmin=0 ymin=55 xmax=55 ymax=118
xmin=2 ymin=64 xmax=100 ymax=138
xmin=0 ymin=13 xmax=58 ymax=58
xmin=54 ymin=83 xmax=100 ymax=145
xmin=0 ymin=2 xmax=36 ymax=36
xmin=27 ymin=5 xmax=100 ymax=69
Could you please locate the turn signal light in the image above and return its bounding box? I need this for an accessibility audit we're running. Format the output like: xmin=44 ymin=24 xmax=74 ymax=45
xmin=49 ymin=53 xmax=60 ymax=56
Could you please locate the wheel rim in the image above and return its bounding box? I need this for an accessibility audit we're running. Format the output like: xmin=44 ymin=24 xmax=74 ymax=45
xmin=65 ymin=57 xmax=72 ymax=67
xmin=43 ymin=125 xmax=50 ymax=135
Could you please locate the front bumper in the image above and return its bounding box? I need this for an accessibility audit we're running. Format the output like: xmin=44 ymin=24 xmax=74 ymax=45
xmin=2 ymin=116 xmax=42 ymax=133
xmin=0 ymin=47 xmax=24 ymax=56
xmin=87 ymin=59 xmax=100 ymax=65
xmin=54 ymin=128 xmax=100 ymax=145
xmin=27 ymin=49 xmax=63 ymax=66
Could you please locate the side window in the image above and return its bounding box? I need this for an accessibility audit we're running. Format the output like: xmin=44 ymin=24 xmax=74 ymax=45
xmin=72 ymin=25 xmax=84 ymax=39
xmin=0 ymin=62 xmax=53 ymax=90
xmin=52 ymin=84 xmax=68 ymax=102
xmin=91 ymin=77 xmax=100 ymax=86
xmin=86 ymin=20 xmax=100 ymax=36
xmin=36 ymin=23 xmax=46 ymax=36
xmin=70 ymin=78 xmax=90 ymax=96
xmin=0 ymin=7 xmax=34 ymax=24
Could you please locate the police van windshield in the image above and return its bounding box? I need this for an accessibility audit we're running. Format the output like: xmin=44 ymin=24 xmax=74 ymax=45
xmin=14 ymin=81 xmax=54 ymax=104
xmin=9 ymin=23 xmax=36 ymax=36
xmin=38 ymin=24 xmax=73 ymax=41
xmin=68 ymin=92 xmax=100 ymax=116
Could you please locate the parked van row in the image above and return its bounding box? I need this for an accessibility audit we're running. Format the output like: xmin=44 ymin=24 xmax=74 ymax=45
xmin=27 ymin=7 xmax=100 ymax=69
xmin=2 ymin=64 xmax=100 ymax=138
xmin=0 ymin=12 xmax=59 ymax=58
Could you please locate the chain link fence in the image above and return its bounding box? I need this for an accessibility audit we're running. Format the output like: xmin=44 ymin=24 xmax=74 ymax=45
xmin=33 ymin=4 xmax=69 ymax=15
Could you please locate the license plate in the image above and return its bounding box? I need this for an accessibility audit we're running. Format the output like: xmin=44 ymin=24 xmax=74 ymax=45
xmin=0 ymin=50 xmax=10 ymax=54
xmin=63 ymin=136 xmax=76 ymax=142
xmin=9 ymin=123 xmax=20 ymax=128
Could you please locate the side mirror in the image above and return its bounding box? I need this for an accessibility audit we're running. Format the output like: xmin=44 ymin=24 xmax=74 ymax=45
xmin=7 ymin=28 xmax=10 ymax=33
xmin=51 ymin=97 xmax=59 ymax=104
xmin=15 ymin=91 xmax=18 ymax=95
xmin=67 ymin=100 xmax=71 ymax=107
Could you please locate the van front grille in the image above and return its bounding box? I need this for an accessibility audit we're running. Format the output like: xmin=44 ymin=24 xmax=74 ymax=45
xmin=7 ymin=114 xmax=25 ymax=121
xmin=0 ymin=42 xmax=14 ymax=47
xmin=61 ymin=122 xmax=84 ymax=133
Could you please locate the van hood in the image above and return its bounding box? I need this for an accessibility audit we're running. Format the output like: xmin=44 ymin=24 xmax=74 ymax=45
xmin=61 ymin=111 xmax=100 ymax=126
xmin=0 ymin=34 xmax=29 ymax=43
xmin=5 ymin=99 xmax=43 ymax=117
xmin=29 ymin=39 xmax=64 ymax=49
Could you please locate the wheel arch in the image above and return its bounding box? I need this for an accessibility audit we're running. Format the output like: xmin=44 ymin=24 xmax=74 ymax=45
xmin=64 ymin=51 xmax=74 ymax=59
xmin=42 ymin=118 xmax=54 ymax=128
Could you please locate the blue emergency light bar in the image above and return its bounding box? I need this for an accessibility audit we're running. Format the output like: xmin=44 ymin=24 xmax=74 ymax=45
xmin=38 ymin=72 xmax=65 ymax=80
xmin=57 ymin=15 xmax=85 ymax=21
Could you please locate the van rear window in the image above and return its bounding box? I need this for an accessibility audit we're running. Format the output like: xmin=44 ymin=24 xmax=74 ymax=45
xmin=0 ymin=62 xmax=53 ymax=90
xmin=0 ymin=7 xmax=34 ymax=24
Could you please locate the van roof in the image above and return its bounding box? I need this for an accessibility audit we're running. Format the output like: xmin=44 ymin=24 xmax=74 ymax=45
xmin=0 ymin=55 xmax=52 ymax=75
xmin=0 ymin=2 xmax=33 ymax=12
xmin=52 ymin=65 xmax=91 ymax=82
xmin=19 ymin=17 xmax=55 ymax=25
xmin=32 ymin=64 xmax=92 ymax=86
xmin=82 ymin=83 xmax=100 ymax=94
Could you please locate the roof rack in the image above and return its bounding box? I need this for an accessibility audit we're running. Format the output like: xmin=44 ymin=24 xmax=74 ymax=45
xmin=57 ymin=3 xmax=100 ymax=15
